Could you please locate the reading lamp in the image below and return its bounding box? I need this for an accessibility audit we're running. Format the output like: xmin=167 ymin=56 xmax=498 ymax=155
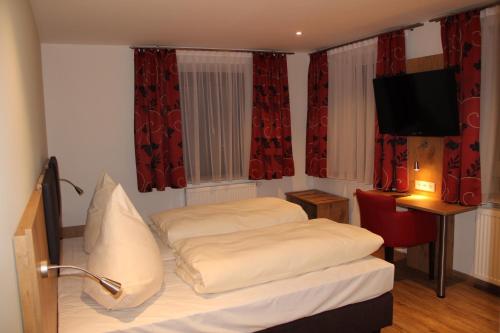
xmin=59 ymin=178 xmax=84 ymax=195
xmin=413 ymin=160 xmax=420 ymax=172
xmin=413 ymin=140 xmax=428 ymax=172
xmin=40 ymin=260 xmax=122 ymax=296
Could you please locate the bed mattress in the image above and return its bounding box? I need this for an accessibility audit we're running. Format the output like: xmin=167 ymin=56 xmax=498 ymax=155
xmin=59 ymin=237 xmax=394 ymax=333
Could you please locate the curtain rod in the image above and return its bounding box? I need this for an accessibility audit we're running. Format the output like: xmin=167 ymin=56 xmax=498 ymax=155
xmin=430 ymin=0 xmax=500 ymax=22
xmin=129 ymin=45 xmax=295 ymax=55
xmin=310 ymin=22 xmax=423 ymax=55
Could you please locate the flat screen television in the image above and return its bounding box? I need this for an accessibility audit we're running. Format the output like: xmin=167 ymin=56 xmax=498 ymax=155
xmin=373 ymin=69 xmax=459 ymax=136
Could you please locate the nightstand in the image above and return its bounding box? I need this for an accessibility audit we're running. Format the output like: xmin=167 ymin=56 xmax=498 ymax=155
xmin=285 ymin=189 xmax=349 ymax=224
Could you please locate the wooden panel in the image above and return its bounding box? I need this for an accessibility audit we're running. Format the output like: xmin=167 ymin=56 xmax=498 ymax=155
xmin=405 ymin=54 xmax=450 ymax=274
xmin=406 ymin=54 xmax=444 ymax=74
xmin=62 ymin=225 xmax=85 ymax=238
xmin=408 ymin=137 xmax=444 ymax=199
xmin=14 ymin=187 xmax=57 ymax=333
xmin=406 ymin=54 xmax=445 ymax=200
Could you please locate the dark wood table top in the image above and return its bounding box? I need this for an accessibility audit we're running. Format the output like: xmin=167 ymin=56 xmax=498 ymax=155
xmin=396 ymin=195 xmax=477 ymax=216
xmin=354 ymin=190 xmax=477 ymax=216
xmin=285 ymin=189 xmax=348 ymax=205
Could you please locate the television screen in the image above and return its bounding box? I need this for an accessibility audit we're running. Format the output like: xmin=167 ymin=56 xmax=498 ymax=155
xmin=373 ymin=69 xmax=459 ymax=136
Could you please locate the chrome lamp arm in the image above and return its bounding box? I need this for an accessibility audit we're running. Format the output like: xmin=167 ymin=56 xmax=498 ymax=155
xmin=59 ymin=178 xmax=84 ymax=195
xmin=40 ymin=260 xmax=121 ymax=296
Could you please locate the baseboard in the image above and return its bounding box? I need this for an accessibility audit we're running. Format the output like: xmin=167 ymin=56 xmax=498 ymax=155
xmin=452 ymin=270 xmax=500 ymax=297
xmin=61 ymin=225 xmax=85 ymax=238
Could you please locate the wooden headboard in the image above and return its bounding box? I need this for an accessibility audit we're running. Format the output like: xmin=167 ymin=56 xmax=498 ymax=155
xmin=14 ymin=160 xmax=58 ymax=333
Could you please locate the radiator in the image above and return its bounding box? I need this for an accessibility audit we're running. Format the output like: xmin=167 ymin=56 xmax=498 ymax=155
xmin=473 ymin=207 xmax=500 ymax=286
xmin=185 ymin=182 xmax=257 ymax=206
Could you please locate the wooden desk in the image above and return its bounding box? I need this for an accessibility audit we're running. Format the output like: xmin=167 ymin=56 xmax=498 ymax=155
xmin=285 ymin=190 xmax=349 ymax=224
xmin=395 ymin=195 xmax=476 ymax=298
xmin=365 ymin=190 xmax=410 ymax=198
xmin=396 ymin=195 xmax=476 ymax=216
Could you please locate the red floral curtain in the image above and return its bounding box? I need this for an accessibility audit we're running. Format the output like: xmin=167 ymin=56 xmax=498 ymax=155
xmin=306 ymin=51 xmax=328 ymax=178
xmin=373 ymin=30 xmax=409 ymax=192
xmin=440 ymin=11 xmax=482 ymax=205
xmin=134 ymin=49 xmax=186 ymax=192
xmin=249 ymin=53 xmax=294 ymax=180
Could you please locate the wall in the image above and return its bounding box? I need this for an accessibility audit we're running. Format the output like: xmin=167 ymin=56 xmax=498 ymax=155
xmin=41 ymin=45 xmax=311 ymax=227
xmin=0 ymin=0 xmax=48 ymax=332
xmin=42 ymin=22 xmax=480 ymax=276
xmin=405 ymin=21 xmax=442 ymax=59
xmin=314 ymin=21 xmax=478 ymax=275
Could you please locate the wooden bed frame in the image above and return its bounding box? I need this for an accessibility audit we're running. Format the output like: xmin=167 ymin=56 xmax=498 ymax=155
xmin=14 ymin=161 xmax=57 ymax=333
xmin=13 ymin=158 xmax=393 ymax=333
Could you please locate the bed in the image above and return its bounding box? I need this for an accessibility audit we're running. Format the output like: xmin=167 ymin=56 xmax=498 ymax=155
xmin=14 ymin=157 xmax=394 ymax=333
xmin=59 ymin=236 xmax=393 ymax=332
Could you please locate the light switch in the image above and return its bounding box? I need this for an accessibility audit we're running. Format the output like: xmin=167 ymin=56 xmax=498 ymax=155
xmin=415 ymin=180 xmax=436 ymax=192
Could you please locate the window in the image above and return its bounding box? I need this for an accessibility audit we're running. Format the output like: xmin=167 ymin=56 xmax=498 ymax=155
xmin=327 ymin=39 xmax=377 ymax=183
xmin=177 ymin=51 xmax=253 ymax=184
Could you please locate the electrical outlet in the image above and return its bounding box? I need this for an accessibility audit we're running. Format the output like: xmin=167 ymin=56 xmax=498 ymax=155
xmin=415 ymin=180 xmax=435 ymax=192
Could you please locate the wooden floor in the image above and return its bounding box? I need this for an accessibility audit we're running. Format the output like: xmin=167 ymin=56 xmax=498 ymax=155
xmin=373 ymin=250 xmax=500 ymax=333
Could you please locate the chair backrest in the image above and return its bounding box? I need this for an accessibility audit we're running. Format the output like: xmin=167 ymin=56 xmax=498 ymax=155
xmin=355 ymin=189 xmax=396 ymax=235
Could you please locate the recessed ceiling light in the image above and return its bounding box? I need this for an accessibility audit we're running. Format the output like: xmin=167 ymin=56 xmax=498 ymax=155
xmin=296 ymin=31 xmax=303 ymax=36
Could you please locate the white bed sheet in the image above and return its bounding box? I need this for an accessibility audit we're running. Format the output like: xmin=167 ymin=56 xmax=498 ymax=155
xmin=59 ymin=237 xmax=394 ymax=333
xmin=60 ymin=226 xmax=175 ymax=271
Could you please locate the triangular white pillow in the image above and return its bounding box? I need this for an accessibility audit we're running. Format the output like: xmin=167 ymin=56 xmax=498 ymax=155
xmin=84 ymin=173 xmax=117 ymax=253
xmin=83 ymin=184 xmax=163 ymax=309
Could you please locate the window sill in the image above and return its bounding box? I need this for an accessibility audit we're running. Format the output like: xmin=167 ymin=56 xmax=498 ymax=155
xmin=186 ymin=179 xmax=255 ymax=189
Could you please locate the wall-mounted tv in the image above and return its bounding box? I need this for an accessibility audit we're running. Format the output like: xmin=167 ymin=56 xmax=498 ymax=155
xmin=373 ymin=69 xmax=459 ymax=136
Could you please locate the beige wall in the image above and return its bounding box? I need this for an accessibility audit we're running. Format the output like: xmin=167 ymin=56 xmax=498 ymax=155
xmin=41 ymin=44 xmax=311 ymax=227
xmin=405 ymin=21 xmax=443 ymax=59
xmin=0 ymin=0 xmax=48 ymax=331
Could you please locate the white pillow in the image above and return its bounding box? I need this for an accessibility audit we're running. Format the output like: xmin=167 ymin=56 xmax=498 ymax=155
xmin=149 ymin=223 xmax=175 ymax=261
xmin=150 ymin=197 xmax=308 ymax=246
xmin=83 ymin=184 xmax=163 ymax=310
xmin=83 ymin=173 xmax=117 ymax=253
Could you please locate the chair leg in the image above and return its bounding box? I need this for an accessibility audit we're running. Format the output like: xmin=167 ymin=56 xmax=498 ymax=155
xmin=384 ymin=247 xmax=394 ymax=263
xmin=429 ymin=241 xmax=435 ymax=280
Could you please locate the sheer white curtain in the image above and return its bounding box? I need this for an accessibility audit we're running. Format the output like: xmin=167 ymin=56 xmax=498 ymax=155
xmin=177 ymin=51 xmax=252 ymax=184
xmin=326 ymin=39 xmax=377 ymax=183
xmin=480 ymin=6 xmax=500 ymax=203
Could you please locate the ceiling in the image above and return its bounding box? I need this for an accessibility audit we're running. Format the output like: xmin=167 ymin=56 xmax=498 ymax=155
xmin=30 ymin=0 xmax=491 ymax=52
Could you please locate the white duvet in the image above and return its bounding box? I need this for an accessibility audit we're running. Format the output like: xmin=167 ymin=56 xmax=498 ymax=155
xmin=173 ymin=218 xmax=384 ymax=294
xmin=150 ymin=197 xmax=308 ymax=245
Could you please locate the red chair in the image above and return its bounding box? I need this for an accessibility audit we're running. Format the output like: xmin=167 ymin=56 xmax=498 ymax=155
xmin=356 ymin=189 xmax=437 ymax=279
